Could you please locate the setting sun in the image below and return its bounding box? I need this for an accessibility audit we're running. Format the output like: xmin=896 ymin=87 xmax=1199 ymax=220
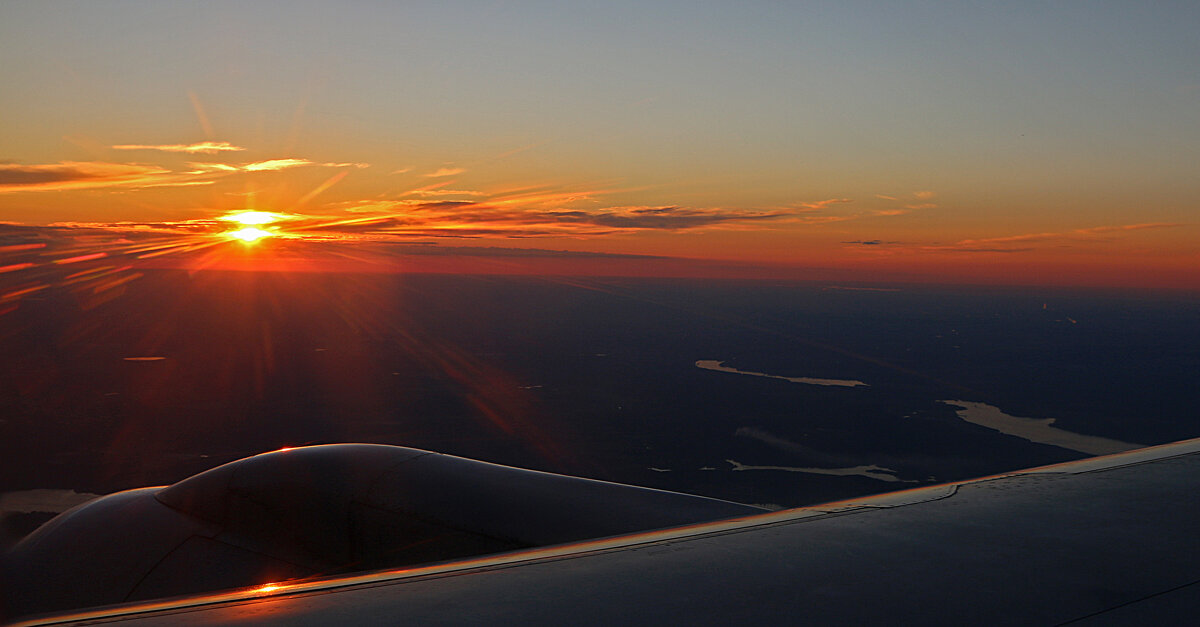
xmin=222 ymin=211 xmax=283 ymax=226
xmin=228 ymin=227 xmax=273 ymax=243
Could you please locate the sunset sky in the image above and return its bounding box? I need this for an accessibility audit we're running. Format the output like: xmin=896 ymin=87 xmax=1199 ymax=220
xmin=2 ymin=1 xmax=1198 ymax=288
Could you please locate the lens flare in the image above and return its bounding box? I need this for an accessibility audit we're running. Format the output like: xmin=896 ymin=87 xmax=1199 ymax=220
xmin=229 ymin=227 xmax=273 ymax=243
xmin=222 ymin=211 xmax=282 ymax=226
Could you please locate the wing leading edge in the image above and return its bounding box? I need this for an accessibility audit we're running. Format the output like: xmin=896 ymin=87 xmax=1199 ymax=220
xmin=1 ymin=444 xmax=761 ymax=622
xmin=7 ymin=439 xmax=1200 ymax=626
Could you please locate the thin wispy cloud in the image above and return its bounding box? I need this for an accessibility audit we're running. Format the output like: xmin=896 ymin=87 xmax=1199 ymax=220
xmin=244 ymin=159 xmax=314 ymax=172
xmin=304 ymin=198 xmax=797 ymax=239
xmin=842 ymin=240 xmax=901 ymax=246
xmin=0 ymin=162 xmax=172 ymax=192
xmin=128 ymin=180 xmax=216 ymax=189
xmin=407 ymin=189 xmax=487 ymax=197
xmin=563 ymin=206 xmax=791 ymax=230
xmin=112 ymin=141 xmax=245 ymax=154
xmin=795 ymin=198 xmax=852 ymax=212
xmin=795 ymin=215 xmax=855 ymax=225
xmin=939 ymin=247 xmax=1037 ymax=254
xmin=187 ymin=159 xmax=369 ymax=173
xmin=875 ymin=192 xmax=937 ymax=211
xmin=47 ymin=218 xmax=227 ymax=235
xmin=901 ymin=192 xmax=938 ymax=210
xmin=1074 ymin=223 xmax=1180 ymax=234
xmin=926 ymin=223 xmax=1182 ymax=253
xmin=424 ymin=167 xmax=466 ymax=178
xmin=956 ymin=232 xmax=1061 ymax=246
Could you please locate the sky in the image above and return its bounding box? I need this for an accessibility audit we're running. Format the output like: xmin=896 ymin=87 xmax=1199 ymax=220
xmin=1 ymin=1 xmax=1198 ymax=288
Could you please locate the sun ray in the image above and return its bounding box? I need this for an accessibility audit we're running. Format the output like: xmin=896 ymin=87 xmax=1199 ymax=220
xmin=227 ymin=227 xmax=273 ymax=243
xmin=221 ymin=211 xmax=283 ymax=226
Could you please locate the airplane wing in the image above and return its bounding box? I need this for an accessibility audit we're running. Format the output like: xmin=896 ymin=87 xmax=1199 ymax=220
xmin=6 ymin=438 xmax=1200 ymax=626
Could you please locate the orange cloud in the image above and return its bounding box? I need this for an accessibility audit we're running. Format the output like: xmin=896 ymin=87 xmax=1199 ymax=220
xmin=47 ymin=218 xmax=227 ymax=235
xmin=872 ymin=192 xmax=937 ymax=210
xmin=1073 ymin=223 xmax=1180 ymax=234
xmin=407 ymin=189 xmax=487 ymax=197
xmin=962 ymin=232 xmax=1066 ymax=245
xmin=795 ymin=215 xmax=855 ymax=224
xmin=0 ymin=162 xmax=173 ymax=192
xmin=300 ymin=199 xmax=797 ymax=240
xmin=424 ymin=167 xmax=466 ymax=177
xmin=187 ymin=159 xmax=369 ymax=173
xmin=926 ymin=223 xmax=1183 ymax=253
xmin=243 ymin=158 xmax=314 ymax=172
xmin=795 ymin=198 xmax=852 ymax=211
xmin=112 ymin=141 xmax=245 ymax=154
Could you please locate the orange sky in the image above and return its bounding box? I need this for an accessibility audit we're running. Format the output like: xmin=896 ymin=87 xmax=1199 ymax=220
xmin=1 ymin=3 xmax=1197 ymax=289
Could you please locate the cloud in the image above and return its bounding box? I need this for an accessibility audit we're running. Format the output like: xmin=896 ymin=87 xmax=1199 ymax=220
xmin=303 ymin=199 xmax=799 ymax=240
xmin=923 ymin=223 xmax=1183 ymax=253
xmin=873 ymin=209 xmax=909 ymax=217
xmin=46 ymin=219 xmax=226 ymax=235
xmin=376 ymin=244 xmax=662 ymax=259
xmin=875 ymin=192 xmax=936 ymax=211
xmin=1073 ymin=223 xmax=1180 ymax=234
xmin=112 ymin=141 xmax=244 ymax=154
xmin=187 ymin=159 xmax=368 ymax=173
xmin=0 ymin=162 xmax=173 ymax=192
xmin=185 ymin=163 xmax=240 ymax=173
xmin=795 ymin=215 xmax=855 ymax=224
xmin=947 ymin=247 xmax=1037 ymax=253
xmin=130 ymin=180 xmax=216 ymax=189
xmin=244 ymin=159 xmax=316 ymax=172
xmin=795 ymin=198 xmax=852 ymax=211
xmin=424 ymin=167 xmax=466 ymax=178
xmin=566 ymin=206 xmax=792 ymax=230
xmin=956 ymin=232 xmax=1064 ymax=246
xmin=406 ymin=189 xmax=487 ymax=197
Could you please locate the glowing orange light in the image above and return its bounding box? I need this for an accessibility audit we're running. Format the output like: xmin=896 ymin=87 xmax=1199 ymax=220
xmin=222 ymin=211 xmax=282 ymax=226
xmin=228 ymin=227 xmax=273 ymax=243
xmin=254 ymin=583 xmax=282 ymax=594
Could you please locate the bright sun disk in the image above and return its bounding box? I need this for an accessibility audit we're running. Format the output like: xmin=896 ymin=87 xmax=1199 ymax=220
xmin=229 ymin=227 xmax=273 ymax=243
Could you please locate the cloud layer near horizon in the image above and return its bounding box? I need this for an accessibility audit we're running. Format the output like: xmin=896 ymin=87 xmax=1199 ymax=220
xmin=302 ymin=198 xmax=802 ymax=239
xmin=0 ymin=162 xmax=175 ymax=192
xmin=0 ymin=155 xmax=369 ymax=193
xmin=112 ymin=141 xmax=245 ymax=154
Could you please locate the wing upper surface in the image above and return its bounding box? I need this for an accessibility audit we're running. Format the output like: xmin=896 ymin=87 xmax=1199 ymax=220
xmin=10 ymin=438 xmax=1200 ymax=626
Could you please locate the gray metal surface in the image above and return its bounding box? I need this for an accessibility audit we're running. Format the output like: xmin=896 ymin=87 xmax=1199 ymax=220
xmin=2 ymin=444 xmax=762 ymax=621
xmin=17 ymin=439 xmax=1199 ymax=626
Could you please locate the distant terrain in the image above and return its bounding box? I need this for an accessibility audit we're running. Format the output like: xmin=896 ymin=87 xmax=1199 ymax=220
xmin=3 ymin=271 xmax=1198 ymax=539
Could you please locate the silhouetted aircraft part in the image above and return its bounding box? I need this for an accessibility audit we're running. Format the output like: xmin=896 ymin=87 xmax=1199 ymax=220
xmin=7 ymin=439 xmax=1200 ymax=625
xmin=1 ymin=444 xmax=763 ymax=620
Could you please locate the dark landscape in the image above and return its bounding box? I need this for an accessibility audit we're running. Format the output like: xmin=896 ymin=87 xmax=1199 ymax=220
xmin=4 ymin=269 xmax=1198 ymax=543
